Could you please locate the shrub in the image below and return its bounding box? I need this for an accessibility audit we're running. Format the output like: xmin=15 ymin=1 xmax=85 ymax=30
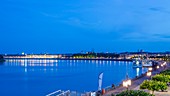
xmin=115 ymin=90 xmax=154 ymax=96
xmin=160 ymin=70 xmax=170 ymax=75
xmin=140 ymin=80 xmax=160 ymax=94
xmin=152 ymin=74 xmax=170 ymax=83
xmin=158 ymin=81 xmax=168 ymax=92
xmin=140 ymin=80 xmax=150 ymax=89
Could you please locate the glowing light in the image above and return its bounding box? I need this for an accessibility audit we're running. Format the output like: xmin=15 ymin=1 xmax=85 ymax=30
xmin=137 ymin=68 xmax=139 ymax=76
xmin=127 ymin=79 xmax=131 ymax=86
xmin=99 ymin=61 xmax=102 ymax=64
xmin=157 ymin=66 xmax=159 ymax=69
xmin=25 ymin=68 xmax=27 ymax=73
xmin=22 ymin=52 xmax=25 ymax=55
xmin=148 ymin=67 xmax=152 ymax=71
xmin=123 ymin=79 xmax=131 ymax=87
xmin=123 ymin=81 xmax=128 ymax=87
xmin=147 ymin=72 xmax=152 ymax=77
xmin=106 ymin=61 xmax=109 ymax=64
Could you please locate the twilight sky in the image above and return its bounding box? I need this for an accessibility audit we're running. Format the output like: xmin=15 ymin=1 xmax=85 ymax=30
xmin=1 ymin=0 xmax=170 ymax=54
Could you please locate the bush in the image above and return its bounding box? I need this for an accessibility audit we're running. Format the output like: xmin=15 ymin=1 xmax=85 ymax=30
xmin=140 ymin=80 xmax=150 ymax=89
xmin=140 ymin=80 xmax=160 ymax=94
xmin=114 ymin=90 xmax=154 ymax=96
xmin=152 ymin=74 xmax=170 ymax=83
xmin=158 ymin=81 xmax=168 ymax=92
xmin=160 ymin=70 xmax=170 ymax=75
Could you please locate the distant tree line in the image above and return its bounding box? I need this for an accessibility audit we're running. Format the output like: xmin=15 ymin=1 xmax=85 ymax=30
xmin=0 ymin=55 xmax=3 ymax=59
xmin=0 ymin=55 xmax=4 ymax=62
xmin=72 ymin=53 xmax=120 ymax=59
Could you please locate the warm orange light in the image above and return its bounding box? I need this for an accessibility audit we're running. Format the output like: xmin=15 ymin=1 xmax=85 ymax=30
xmin=148 ymin=67 xmax=152 ymax=71
xmin=147 ymin=72 xmax=151 ymax=76
xmin=127 ymin=79 xmax=131 ymax=86
xmin=123 ymin=79 xmax=131 ymax=87
xmin=123 ymin=81 xmax=128 ymax=87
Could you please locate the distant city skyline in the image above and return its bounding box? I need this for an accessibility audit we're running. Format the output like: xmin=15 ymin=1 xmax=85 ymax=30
xmin=1 ymin=0 xmax=170 ymax=54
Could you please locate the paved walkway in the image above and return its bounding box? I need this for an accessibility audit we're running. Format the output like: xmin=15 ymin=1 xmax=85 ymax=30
xmin=104 ymin=64 xmax=169 ymax=96
xmin=154 ymin=87 xmax=170 ymax=96
xmin=132 ymin=86 xmax=170 ymax=96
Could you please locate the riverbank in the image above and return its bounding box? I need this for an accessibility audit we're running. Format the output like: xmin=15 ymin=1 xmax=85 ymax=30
xmin=104 ymin=62 xmax=169 ymax=96
xmin=4 ymin=58 xmax=132 ymax=61
xmin=0 ymin=55 xmax=5 ymax=62
xmin=0 ymin=58 xmax=5 ymax=62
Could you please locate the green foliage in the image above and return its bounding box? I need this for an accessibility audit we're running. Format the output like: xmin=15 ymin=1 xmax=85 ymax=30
xmin=158 ymin=82 xmax=168 ymax=92
xmin=140 ymin=80 xmax=160 ymax=94
xmin=0 ymin=55 xmax=3 ymax=59
xmin=140 ymin=80 xmax=150 ymax=89
xmin=148 ymin=81 xmax=160 ymax=92
xmin=160 ymin=70 xmax=170 ymax=75
xmin=115 ymin=90 xmax=154 ymax=96
xmin=140 ymin=79 xmax=168 ymax=94
xmin=72 ymin=53 xmax=120 ymax=59
xmin=152 ymin=74 xmax=170 ymax=83
xmin=0 ymin=55 xmax=4 ymax=62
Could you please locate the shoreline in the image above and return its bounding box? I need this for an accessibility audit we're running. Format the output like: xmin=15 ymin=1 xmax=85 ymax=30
xmin=103 ymin=62 xmax=170 ymax=96
xmin=4 ymin=58 xmax=133 ymax=61
xmin=0 ymin=59 xmax=5 ymax=62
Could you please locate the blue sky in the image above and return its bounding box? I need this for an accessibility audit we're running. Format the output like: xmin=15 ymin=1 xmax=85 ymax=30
xmin=1 ymin=0 xmax=170 ymax=54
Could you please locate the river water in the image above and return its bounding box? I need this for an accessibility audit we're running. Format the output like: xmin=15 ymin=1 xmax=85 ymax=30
xmin=0 ymin=59 xmax=147 ymax=96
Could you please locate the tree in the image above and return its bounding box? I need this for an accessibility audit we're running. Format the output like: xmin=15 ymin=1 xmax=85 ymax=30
xmin=158 ymin=82 xmax=168 ymax=92
xmin=0 ymin=55 xmax=4 ymax=62
xmin=0 ymin=55 xmax=3 ymax=59
xmin=140 ymin=80 xmax=150 ymax=89
xmin=140 ymin=80 xmax=160 ymax=94
xmin=160 ymin=70 xmax=170 ymax=75
xmin=152 ymin=74 xmax=170 ymax=83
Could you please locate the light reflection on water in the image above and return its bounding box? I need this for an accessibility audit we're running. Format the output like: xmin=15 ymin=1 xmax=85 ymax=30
xmin=0 ymin=59 xmax=147 ymax=96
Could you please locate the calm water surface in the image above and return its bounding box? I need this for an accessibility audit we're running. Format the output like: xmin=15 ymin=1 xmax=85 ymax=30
xmin=0 ymin=59 xmax=147 ymax=96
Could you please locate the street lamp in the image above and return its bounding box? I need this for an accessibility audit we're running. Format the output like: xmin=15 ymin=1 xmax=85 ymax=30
xmin=148 ymin=67 xmax=152 ymax=71
xmin=147 ymin=71 xmax=152 ymax=77
xmin=156 ymin=66 xmax=159 ymax=69
xmin=123 ymin=74 xmax=131 ymax=90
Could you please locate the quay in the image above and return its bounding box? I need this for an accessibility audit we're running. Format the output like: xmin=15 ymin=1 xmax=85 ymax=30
xmin=3 ymin=54 xmax=132 ymax=61
xmin=4 ymin=57 xmax=133 ymax=62
xmin=103 ymin=62 xmax=170 ymax=96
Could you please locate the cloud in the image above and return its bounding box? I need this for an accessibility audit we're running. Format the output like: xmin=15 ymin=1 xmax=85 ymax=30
xmin=119 ymin=32 xmax=147 ymax=41
xmin=149 ymin=7 xmax=170 ymax=14
xmin=41 ymin=12 xmax=60 ymax=18
xmin=153 ymin=34 xmax=170 ymax=39
xmin=149 ymin=7 xmax=161 ymax=11
xmin=119 ymin=32 xmax=170 ymax=42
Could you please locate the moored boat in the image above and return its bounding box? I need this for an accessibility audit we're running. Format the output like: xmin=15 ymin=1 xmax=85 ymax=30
xmin=133 ymin=60 xmax=142 ymax=68
xmin=142 ymin=60 xmax=153 ymax=67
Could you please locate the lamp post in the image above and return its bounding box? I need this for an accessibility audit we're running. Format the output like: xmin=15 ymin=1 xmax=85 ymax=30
xmin=147 ymin=72 xmax=152 ymax=77
xmin=148 ymin=67 xmax=153 ymax=71
xmin=123 ymin=63 xmax=131 ymax=91
xmin=146 ymin=71 xmax=152 ymax=79
xmin=123 ymin=74 xmax=131 ymax=90
xmin=147 ymin=67 xmax=152 ymax=79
